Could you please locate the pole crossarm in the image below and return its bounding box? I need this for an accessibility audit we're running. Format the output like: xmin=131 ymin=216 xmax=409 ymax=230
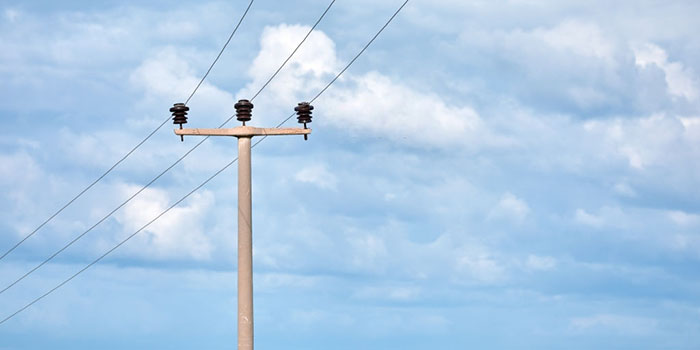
xmin=175 ymin=126 xmax=311 ymax=137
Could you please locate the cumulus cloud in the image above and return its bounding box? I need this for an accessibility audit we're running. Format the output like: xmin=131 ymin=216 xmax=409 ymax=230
xmin=454 ymin=248 xmax=505 ymax=283
xmin=129 ymin=47 xmax=235 ymax=119
xmin=634 ymin=43 xmax=699 ymax=101
xmin=130 ymin=48 xmax=201 ymax=101
xmin=581 ymin=113 xmax=695 ymax=171
xmin=113 ymin=184 xmax=214 ymax=261
xmin=254 ymin=206 xmax=509 ymax=285
xmin=4 ymin=2 xmax=700 ymax=347
xmin=241 ymin=24 xmax=700 ymax=289
xmin=238 ymin=24 xmax=486 ymax=148
xmin=535 ymin=20 xmax=615 ymax=61
xmin=322 ymin=72 xmax=485 ymax=148
xmin=236 ymin=23 xmax=341 ymax=122
xmin=451 ymin=19 xmax=627 ymax=113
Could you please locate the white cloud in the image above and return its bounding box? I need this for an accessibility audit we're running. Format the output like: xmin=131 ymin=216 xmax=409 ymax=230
xmin=130 ymin=48 xmax=199 ymax=100
xmin=634 ymin=43 xmax=699 ymax=100
xmin=252 ymin=24 xmax=339 ymax=79
xmin=254 ymin=208 xmax=510 ymax=285
xmin=4 ymin=1 xmax=700 ymax=347
xmin=525 ymin=254 xmax=557 ymax=271
xmin=294 ymin=163 xmax=337 ymax=190
xmin=582 ymin=114 xmax=692 ymax=170
xmin=536 ymin=20 xmax=615 ymax=61
xmin=488 ymin=192 xmax=530 ymax=222
xmin=322 ymin=71 xmax=484 ymax=148
xmin=574 ymin=208 xmax=605 ymax=228
xmin=238 ymin=24 xmax=486 ymax=149
xmin=113 ymin=184 xmax=214 ymax=260
xmin=0 ymin=151 xmax=40 ymax=186
xmin=573 ymin=206 xmax=650 ymax=232
xmin=679 ymin=116 xmax=700 ymax=128
xmin=613 ymin=181 xmax=637 ymax=197
xmin=129 ymin=47 xmax=235 ymax=115
xmin=238 ymin=24 xmax=340 ymax=110
xmin=0 ymin=151 xmax=46 ymax=236
xmin=455 ymin=18 xmax=622 ymax=109
xmin=0 ymin=3 xmax=234 ymax=70
xmin=570 ymin=314 xmax=658 ymax=335
xmin=455 ymin=248 xmax=505 ymax=283
xmin=347 ymin=234 xmax=388 ymax=271
xmin=668 ymin=210 xmax=700 ymax=227
xmin=669 ymin=232 xmax=700 ymax=253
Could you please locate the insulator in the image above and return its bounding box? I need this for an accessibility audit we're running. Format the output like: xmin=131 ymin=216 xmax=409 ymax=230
xmin=295 ymin=102 xmax=313 ymax=141
xmin=295 ymin=102 xmax=313 ymax=125
xmin=170 ymin=103 xmax=189 ymax=127
xmin=235 ymin=99 xmax=254 ymax=124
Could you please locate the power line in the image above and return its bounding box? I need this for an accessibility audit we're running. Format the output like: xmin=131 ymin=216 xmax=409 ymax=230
xmin=282 ymin=0 xmax=409 ymax=126
xmin=185 ymin=0 xmax=255 ymax=105
xmin=250 ymin=0 xmax=336 ymax=101
xmin=0 ymin=0 xmax=255 ymax=263
xmin=0 ymin=138 xmax=205 ymax=295
xmin=0 ymin=154 xmax=239 ymax=326
xmin=0 ymin=0 xmax=408 ymax=326
xmin=255 ymin=0 xmax=409 ymax=143
xmin=0 ymin=0 xmax=336 ymax=296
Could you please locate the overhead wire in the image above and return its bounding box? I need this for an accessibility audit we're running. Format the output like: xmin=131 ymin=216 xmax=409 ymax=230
xmin=0 ymin=0 xmax=256 ymax=263
xmin=0 ymin=0 xmax=337 ymax=296
xmin=0 ymin=0 xmax=410 ymax=326
xmin=185 ymin=0 xmax=255 ymax=105
xmin=250 ymin=0 xmax=336 ymax=101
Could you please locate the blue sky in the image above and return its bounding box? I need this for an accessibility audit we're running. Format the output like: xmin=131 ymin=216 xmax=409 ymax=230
xmin=1 ymin=0 xmax=700 ymax=349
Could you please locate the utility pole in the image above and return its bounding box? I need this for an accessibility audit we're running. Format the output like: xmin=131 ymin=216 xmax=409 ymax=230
xmin=170 ymin=100 xmax=313 ymax=350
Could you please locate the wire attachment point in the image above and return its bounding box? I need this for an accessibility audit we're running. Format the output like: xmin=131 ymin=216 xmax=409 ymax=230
xmin=170 ymin=103 xmax=189 ymax=142
xmin=295 ymin=102 xmax=313 ymax=140
xmin=235 ymin=99 xmax=254 ymax=126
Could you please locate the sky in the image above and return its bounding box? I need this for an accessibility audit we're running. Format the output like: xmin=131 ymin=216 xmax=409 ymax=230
xmin=1 ymin=0 xmax=699 ymax=349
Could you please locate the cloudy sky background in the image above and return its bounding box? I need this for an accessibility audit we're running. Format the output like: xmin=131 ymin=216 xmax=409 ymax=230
xmin=1 ymin=0 xmax=700 ymax=349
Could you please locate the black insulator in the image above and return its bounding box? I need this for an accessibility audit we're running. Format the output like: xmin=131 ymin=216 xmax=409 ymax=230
xmin=170 ymin=103 xmax=189 ymax=142
xmin=295 ymin=102 xmax=313 ymax=140
xmin=295 ymin=102 xmax=313 ymax=125
xmin=170 ymin=103 xmax=189 ymax=127
xmin=235 ymin=99 xmax=254 ymax=125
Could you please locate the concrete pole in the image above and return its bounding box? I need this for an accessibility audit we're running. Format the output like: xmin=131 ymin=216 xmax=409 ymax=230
xmin=237 ymin=136 xmax=253 ymax=350
xmin=174 ymin=123 xmax=310 ymax=350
